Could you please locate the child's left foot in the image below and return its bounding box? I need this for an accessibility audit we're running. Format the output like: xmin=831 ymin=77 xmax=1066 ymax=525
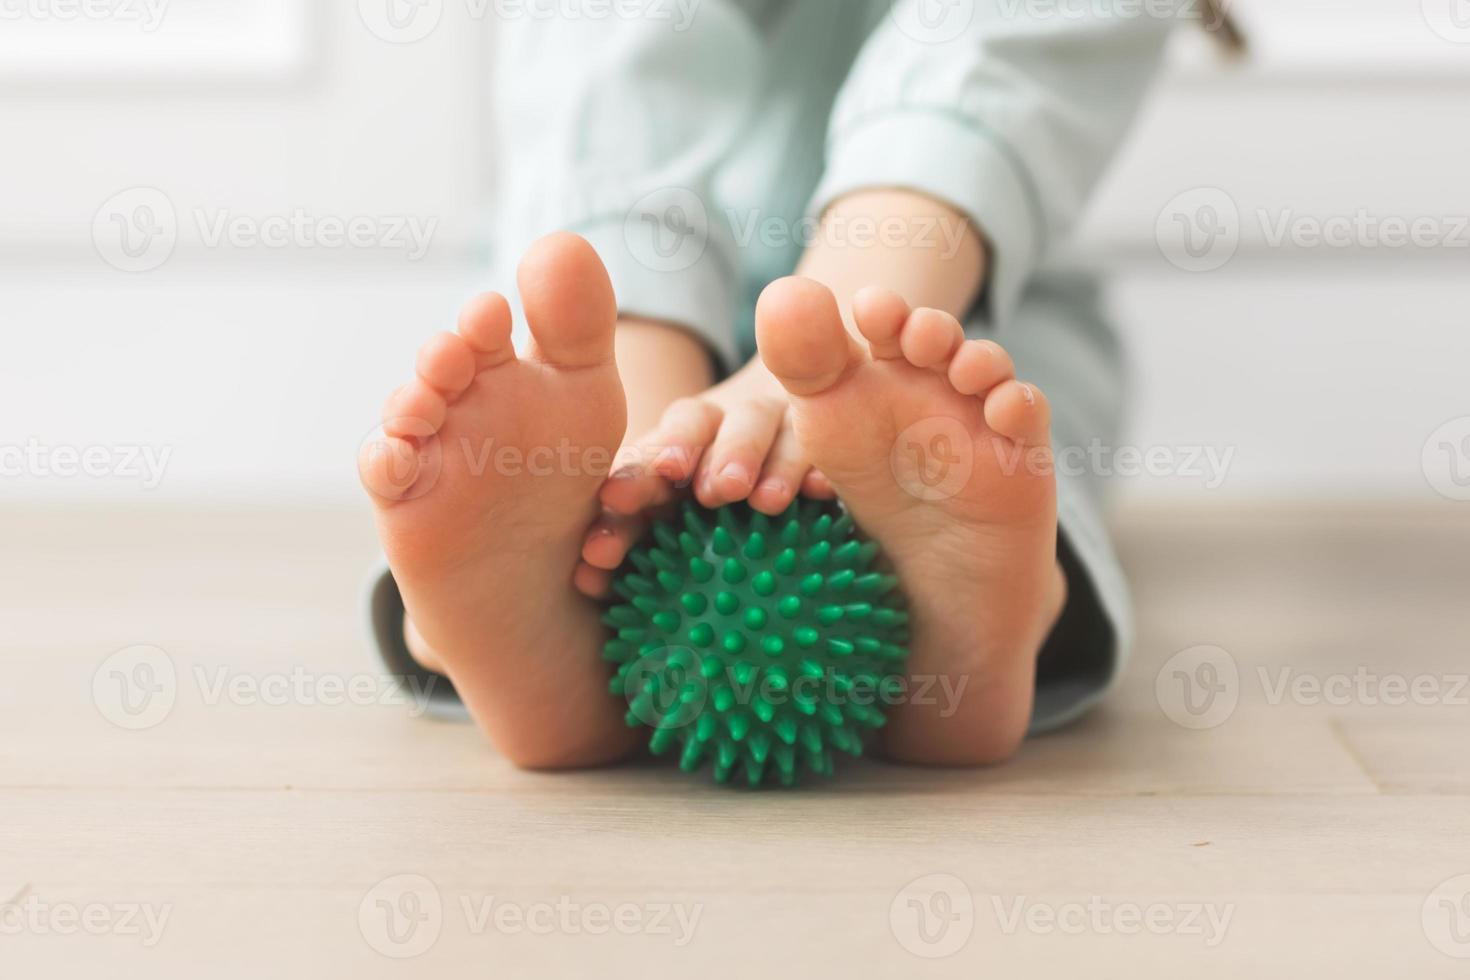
xmin=755 ymin=278 xmax=1066 ymax=764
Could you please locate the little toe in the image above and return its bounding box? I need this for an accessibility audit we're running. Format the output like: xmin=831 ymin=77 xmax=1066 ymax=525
xmin=984 ymin=380 xmax=1052 ymax=446
xmin=358 ymin=434 xmax=425 ymax=502
xmin=898 ymin=308 xmax=964 ymax=370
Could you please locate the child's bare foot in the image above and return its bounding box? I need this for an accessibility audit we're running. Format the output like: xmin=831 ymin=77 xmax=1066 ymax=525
xmin=358 ymin=233 xmax=638 ymax=768
xmin=755 ymin=278 xmax=1067 ymax=764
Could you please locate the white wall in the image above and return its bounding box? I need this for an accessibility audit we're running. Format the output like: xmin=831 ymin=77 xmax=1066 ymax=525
xmin=1 ymin=0 xmax=1466 ymax=506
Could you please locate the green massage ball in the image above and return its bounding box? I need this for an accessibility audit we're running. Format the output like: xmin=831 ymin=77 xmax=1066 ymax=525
xmin=602 ymin=500 xmax=910 ymax=787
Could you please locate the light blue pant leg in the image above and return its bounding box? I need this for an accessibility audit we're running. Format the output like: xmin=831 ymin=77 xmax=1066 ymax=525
xmin=977 ymin=273 xmax=1133 ymax=734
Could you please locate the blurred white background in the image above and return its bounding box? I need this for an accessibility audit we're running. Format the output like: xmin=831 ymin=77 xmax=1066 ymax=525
xmin=1 ymin=0 xmax=1467 ymax=507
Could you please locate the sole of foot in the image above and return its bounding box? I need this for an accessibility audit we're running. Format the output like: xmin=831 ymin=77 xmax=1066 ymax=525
xmin=358 ymin=232 xmax=639 ymax=769
xmin=755 ymin=278 xmax=1066 ymax=765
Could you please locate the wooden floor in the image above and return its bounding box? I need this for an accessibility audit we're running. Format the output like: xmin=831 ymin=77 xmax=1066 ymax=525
xmin=3 ymin=503 xmax=1468 ymax=977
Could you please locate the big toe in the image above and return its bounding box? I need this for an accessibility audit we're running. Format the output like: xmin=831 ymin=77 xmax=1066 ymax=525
xmin=754 ymin=277 xmax=860 ymax=397
xmin=518 ymin=232 xmax=617 ymax=369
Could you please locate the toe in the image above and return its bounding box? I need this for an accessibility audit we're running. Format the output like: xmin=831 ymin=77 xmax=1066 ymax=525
xmin=694 ymin=397 xmax=784 ymax=507
xmin=416 ymin=331 xmax=477 ymax=398
xmin=802 ymin=468 xmax=837 ymax=499
xmin=457 ymin=291 xmax=516 ymax=369
xmin=898 ymin=308 xmax=964 ymax=370
xmin=573 ymin=562 xmax=613 ymax=600
xmin=382 ymin=380 xmax=446 ymax=438
xmin=581 ymin=512 xmax=644 ymax=570
xmin=984 ymin=380 xmax=1052 ymax=446
xmin=358 ymin=434 xmax=423 ymax=502
xmin=749 ymin=422 xmax=808 ymax=515
xmin=852 ymin=286 xmax=910 ymax=359
xmin=518 ymin=232 xmax=617 ymax=369
xmin=755 ymin=277 xmax=862 ymax=397
xmin=948 ymin=339 xmax=1015 ymax=396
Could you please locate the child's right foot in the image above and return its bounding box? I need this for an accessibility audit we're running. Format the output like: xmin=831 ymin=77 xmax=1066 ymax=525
xmin=755 ymin=278 xmax=1067 ymax=765
xmin=358 ymin=233 xmax=639 ymax=768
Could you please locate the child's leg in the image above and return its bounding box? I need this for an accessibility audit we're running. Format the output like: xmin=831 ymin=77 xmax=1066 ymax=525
xmin=360 ymin=233 xmax=713 ymax=769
